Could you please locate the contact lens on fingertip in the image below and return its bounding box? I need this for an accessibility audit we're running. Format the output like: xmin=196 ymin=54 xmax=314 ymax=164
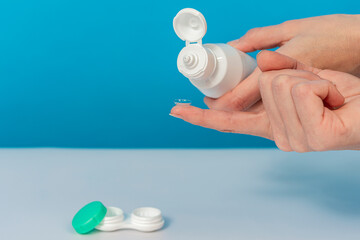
xmin=174 ymin=99 xmax=192 ymax=106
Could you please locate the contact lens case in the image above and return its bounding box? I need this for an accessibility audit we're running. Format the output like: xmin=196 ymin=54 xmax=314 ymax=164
xmin=72 ymin=201 xmax=164 ymax=234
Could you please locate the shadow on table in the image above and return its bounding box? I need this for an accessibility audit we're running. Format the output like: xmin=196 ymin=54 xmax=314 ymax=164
xmin=162 ymin=216 xmax=172 ymax=230
xmin=263 ymin=154 xmax=360 ymax=217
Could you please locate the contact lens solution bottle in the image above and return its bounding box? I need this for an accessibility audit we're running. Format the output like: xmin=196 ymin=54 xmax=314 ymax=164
xmin=173 ymin=8 xmax=257 ymax=98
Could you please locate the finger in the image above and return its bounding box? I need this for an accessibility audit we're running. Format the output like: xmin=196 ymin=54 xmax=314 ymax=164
xmin=292 ymin=80 xmax=345 ymax=130
xmin=259 ymin=69 xmax=322 ymax=151
xmin=257 ymin=50 xmax=320 ymax=74
xmin=246 ymin=99 xmax=264 ymax=113
xmin=271 ymin=75 xmax=309 ymax=152
xmin=259 ymin=73 xmax=291 ymax=151
xmin=204 ymin=68 xmax=262 ymax=111
xmin=203 ymin=50 xmax=314 ymax=112
xmin=228 ymin=24 xmax=294 ymax=52
xmin=318 ymin=69 xmax=360 ymax=98
xmin=170 ymin=105 xmax=271 ymax=139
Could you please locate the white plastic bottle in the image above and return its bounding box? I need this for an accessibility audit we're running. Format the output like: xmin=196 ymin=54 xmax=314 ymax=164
xmin=173 ymin=8 xmax=257 ymax=98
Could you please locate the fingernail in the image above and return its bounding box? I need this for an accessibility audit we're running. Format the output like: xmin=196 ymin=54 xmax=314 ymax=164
xmin=169 ymin=113 xmax=182 ymax=119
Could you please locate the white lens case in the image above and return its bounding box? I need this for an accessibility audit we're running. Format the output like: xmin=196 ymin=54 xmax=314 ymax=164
xmin=95 ymin=207 xmax=164 ymax=232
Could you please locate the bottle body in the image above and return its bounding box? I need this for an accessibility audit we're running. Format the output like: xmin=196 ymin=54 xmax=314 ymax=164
xmin=177 ymin=43 xmax=257 ymax=98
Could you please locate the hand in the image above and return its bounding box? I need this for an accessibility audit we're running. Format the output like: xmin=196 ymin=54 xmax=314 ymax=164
xmin=205 ymin=14 xmax=360 ymax=112
xmin=170 ymin=51 xmax=360 ymax=152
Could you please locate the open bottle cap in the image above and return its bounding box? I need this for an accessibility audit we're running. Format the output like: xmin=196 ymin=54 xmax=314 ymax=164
xmin=173 ymin=8 xmax=207 ymax=43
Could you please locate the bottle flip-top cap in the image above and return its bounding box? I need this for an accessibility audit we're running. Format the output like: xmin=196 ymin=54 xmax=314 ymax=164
xmin=174 ymin=8 xmax=215 ymax=80
xmin=173 ymin=8 xmax=207 ymax=43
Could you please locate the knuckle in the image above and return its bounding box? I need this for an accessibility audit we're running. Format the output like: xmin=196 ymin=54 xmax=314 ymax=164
xmin=274 ymin=136 xmax=292 ymax=152
xmin=280 ymin=20 xmax=297 ymax=29
xmin=291 ymin=83 xmax=312 ymax=99
xmin=276 ymin=143 xmax=292 ymax=152
xmin=258 ymin=73 xmax=271 ymax=90
xmin=288 ymin=139 xmax=309 ymax=153
xmin=272 ymin=74 xmax=293 ymax=93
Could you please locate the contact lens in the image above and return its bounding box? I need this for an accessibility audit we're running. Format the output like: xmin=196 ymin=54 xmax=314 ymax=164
xmin=174 ymin=99 xmax=192 ymax=106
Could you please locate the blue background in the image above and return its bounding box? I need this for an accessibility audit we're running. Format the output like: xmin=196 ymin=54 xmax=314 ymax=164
xmin=0 ymin=0 xmax=358 ymax=148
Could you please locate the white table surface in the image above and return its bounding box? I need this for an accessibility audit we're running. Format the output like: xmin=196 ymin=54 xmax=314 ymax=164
xmin=0 ymin=148 xmax=360 ymax=240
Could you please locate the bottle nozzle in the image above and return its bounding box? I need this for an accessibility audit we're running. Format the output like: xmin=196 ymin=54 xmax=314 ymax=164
xmin=177 ymin=44 xmax=216 ymax=80
xmin=183 ymin=54 xmax=197 ymax=69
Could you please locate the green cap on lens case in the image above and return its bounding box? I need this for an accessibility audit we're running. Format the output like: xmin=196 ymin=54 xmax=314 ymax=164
xmin=72 ymin=201 xmax=164 ymax=234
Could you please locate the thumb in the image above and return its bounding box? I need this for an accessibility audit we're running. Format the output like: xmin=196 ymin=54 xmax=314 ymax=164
xmin=257 ymin=50 xmax=320 ymax=73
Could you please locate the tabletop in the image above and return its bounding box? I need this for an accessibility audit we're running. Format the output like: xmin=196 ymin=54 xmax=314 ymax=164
xmin=0 ymin=148 xmax=359 ymax=240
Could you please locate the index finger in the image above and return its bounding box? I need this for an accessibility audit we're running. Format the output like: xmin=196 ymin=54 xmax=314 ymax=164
xmin=170 ymin=105 xmax=271 ymax=139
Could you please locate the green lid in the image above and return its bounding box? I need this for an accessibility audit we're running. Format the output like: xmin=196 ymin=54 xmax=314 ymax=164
xmin=72 ymin=201 xmax=107 ymax=234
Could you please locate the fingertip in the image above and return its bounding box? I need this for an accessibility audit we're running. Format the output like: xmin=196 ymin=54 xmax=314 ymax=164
xmin=170 ymin=106 xmax=191 ymax=120
xmin=170 ymin=105 xmax=183 ymax=115
xmin=257 ymin=51 xmax=300 ymax=72
xmin=227 ymin=39 xmax=239 ymax=47
xmin=257 ymin=50 xmax=277 ymax=72
xmin=256 ymin=50 xmax=267 ymax=59
xmin=228 ymin=38 xmax=254 ymax=52
xmin=327 ymin=82 xmax=345 ymax=108
xmin=170 ymin=105 xmax=198 ymax=116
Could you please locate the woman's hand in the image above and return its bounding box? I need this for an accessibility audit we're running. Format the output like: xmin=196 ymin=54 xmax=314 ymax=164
xmin=170 ymin=51 xmax=360 ymax=152
xmin=204 ymin=14 xmax=360 ymax=112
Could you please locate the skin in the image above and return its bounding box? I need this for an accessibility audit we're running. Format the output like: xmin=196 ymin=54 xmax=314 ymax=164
xmin=199 ymin=14 xmax=360 ymax=113
xmin=170 ymin=51 xmax=360 ymax=152
xmin=170 ymin=15 xmax=360 ymax=152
